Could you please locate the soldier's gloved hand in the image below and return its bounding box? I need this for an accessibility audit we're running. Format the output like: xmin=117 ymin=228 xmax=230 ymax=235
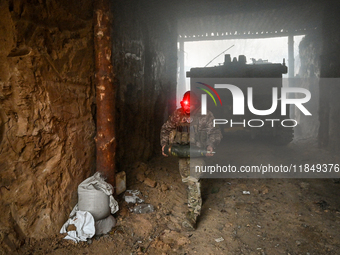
xmin=162 ymin=145 xmax=168 ymax=157
xmin=206 ymin=145 xmax=214 ymax=156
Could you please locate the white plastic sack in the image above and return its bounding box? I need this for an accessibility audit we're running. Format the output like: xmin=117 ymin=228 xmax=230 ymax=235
xmin=60 ymin=211 xmax=95 ymax=243
xmin=76 ymin=172 xmax=119 ymax=221
xmin=61 ymin=211 xmax=117 ymax=241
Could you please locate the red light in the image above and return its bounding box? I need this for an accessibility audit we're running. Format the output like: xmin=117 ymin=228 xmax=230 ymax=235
xmin=184 ymin=100 xmax=189 ymax=105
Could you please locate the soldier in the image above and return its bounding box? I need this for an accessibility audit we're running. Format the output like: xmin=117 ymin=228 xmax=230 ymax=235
xmin=160 ymin=91 xmax=222 ymax=230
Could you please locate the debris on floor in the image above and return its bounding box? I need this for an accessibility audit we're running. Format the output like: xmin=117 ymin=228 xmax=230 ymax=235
xmin=124 ymin=190 xmax=144 ymax=204
xmin=133 ymin=204 xmax=154 ymax=214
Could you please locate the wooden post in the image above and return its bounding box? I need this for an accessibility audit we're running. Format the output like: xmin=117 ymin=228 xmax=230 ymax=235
xmin=178 ymin=39 xmax=186 ymax=107
xmin=94 ymin=0 xmax=116 ymax=188
xmin=288 ymin=34 xmax=295 ymax=78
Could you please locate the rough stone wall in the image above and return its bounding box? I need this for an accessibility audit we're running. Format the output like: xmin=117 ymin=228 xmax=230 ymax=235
xmin=319 ymin=2 xmax=340 ymax=150
xmin=298 ymin=34 xmax=322 ymax=79
xmin=0 ymin=0 xmax=177 ymax=251
xmin=293 ymin=32 xmax=322 ymax=140
xmin=111 ymin=0 xmax=177 ymax=169
xmin=295 ymin=2 xmax=340 ymax=148
xmin=0 ymin=0 xmax=95 ymax=251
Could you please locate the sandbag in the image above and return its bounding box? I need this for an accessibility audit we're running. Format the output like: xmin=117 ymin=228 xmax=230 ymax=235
xmin=77 ymin=172 xmax=118 ymax=221
xmin=95 ymin=215 xmax=116 ymax=235
xmin=78 ymin=188 xmax=110 ymax=221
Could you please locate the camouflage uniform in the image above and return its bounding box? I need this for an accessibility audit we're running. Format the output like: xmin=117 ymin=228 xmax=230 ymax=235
xmin=160 ymin=106 xmax=222 ymax=228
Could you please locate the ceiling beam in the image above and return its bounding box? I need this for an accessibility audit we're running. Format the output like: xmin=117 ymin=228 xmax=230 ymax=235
xmin=178 ymin=30 xmax=310 ymax=42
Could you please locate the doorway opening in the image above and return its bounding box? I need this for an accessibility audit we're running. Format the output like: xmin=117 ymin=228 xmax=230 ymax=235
xmin=177 ymin=35 xmax=304 ymax=106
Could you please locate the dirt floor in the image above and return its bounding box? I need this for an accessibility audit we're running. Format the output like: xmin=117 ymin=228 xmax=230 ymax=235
xmin=18 ymin=135 xmax=340 ymax=255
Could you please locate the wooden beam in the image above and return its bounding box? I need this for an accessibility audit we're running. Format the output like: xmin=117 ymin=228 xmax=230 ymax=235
xmin=288 ymin=34 xmax=295 ymax=78
xmin=175 ymin=0 xmax=321 ymax=19
xmin=178 ymin=39 xmax=186 ymax=103
xmin=94 ymin=0 xmax=116 ymax=188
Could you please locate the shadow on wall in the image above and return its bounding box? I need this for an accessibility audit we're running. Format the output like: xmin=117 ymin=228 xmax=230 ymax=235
xmin=111 ymin=0 xmax=177 ymax=170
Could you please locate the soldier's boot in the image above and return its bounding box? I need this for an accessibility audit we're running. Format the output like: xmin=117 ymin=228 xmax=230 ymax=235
xmin=182 ymin=210 xmax=198 ymax=231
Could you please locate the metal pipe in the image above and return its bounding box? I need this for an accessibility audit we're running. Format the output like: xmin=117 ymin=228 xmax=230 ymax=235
xmin=164 ymin=144 xmax=214 ymax=157
xmin=94 ymin=0 xmax=116 ymax=188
